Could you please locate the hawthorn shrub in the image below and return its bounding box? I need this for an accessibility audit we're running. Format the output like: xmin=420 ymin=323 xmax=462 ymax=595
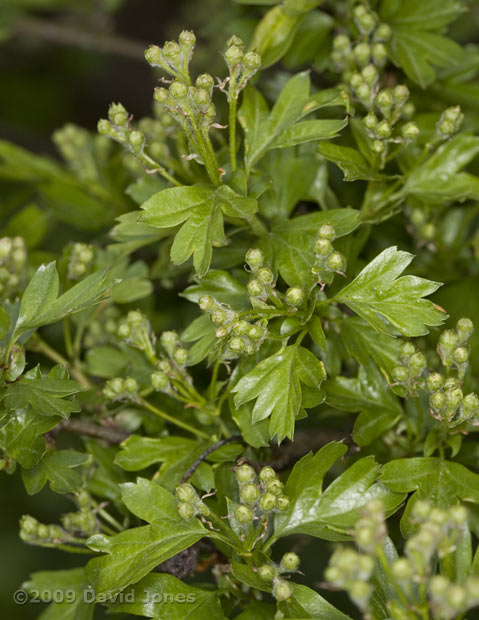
xmin=1 ymin=1 xmax=478 ymax=619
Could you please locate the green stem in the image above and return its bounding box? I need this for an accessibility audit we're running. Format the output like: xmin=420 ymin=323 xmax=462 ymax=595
xmin=376 ymin=544 xmax=413 ymax=612
xmin=63 ymin=318 xmax=74 ymax=359
xmin=138 ymin=397 xmax=210 ymax=440
xmin=229 ymin=95 xmax=238 ymax=172
xmin=138 ymin=152 xmax=182 ymax=187
xmin=28 ymin=336 xmax=94 ymax=389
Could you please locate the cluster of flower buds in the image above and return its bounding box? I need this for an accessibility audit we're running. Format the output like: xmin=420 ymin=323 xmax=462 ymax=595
xmin=437 ymin=318 xmax=473 ymax=378
xmin=175 ymin=482 xmax=208 ymax=521
xmin=391 ymin=341 xmax=427 ymax=396
xmin=223 ymin=35 xmax=261 ymax=101
xmin=199 ymin=293 xmax=267 ymax=358
xmin=0 ymin=236 xmax=26 ymax=301
xmin=138 ymin=112 xmax=176 ymax=164
xmin=160 ymin=330 xmax=189 ymax=367
xmin=234 ymin=463 xmax=290 ymax=525
xmin=103 ymin=376 xmax=139 ymax=401
xmin=98 ymin=102 xmax=147 ymax=157
xmin=84 ymin=305 xmax=121 ymax=348
xmin=437 ymin=106 xmax=464 ymax=138
xmin=145 ymin=30 xmax=196 ymax=83
xmin=406 ymin=501 xmax=468 ymax=571
xmin=53 ymin=123 xmax=99 ymax=182
xmin=428 ymin=374 xmax=479 ymax=428
xmin=20 ymin=515 xmax=77 ymax=547
xmin=353 ymin=498 xmax=386 ymax=553
xmin=311 ymin=224 xmax=347 ymax=286
xmin=67 ymin=242 xmax=94 ymax=280
xmin=117 ymin=310 xmax=156 ymax=362
xmin=245 ymin=248 xmax=281 ymax=308
xmin=429 ymin=573 xmax=479 ymax=620
xmin=325 ymin=546 xmax=375 ymax=612
xmin=256 ymin=552 xmax=299 ymax=601
xmin=60 ymin=489 xmax=98 ymax=537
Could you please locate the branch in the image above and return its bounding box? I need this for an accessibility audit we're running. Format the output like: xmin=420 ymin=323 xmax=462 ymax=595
xmin=181 ymin=435 xmax=242 ymax=483
xmin=56 ymin=418 xmax=129 ymax=444
xmin=14 ymin=16 xmax=147 ymax=61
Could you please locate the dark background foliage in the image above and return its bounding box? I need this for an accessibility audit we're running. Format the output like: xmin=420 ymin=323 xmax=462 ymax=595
xmin=0 ymin=1 xmax=478 ymax=618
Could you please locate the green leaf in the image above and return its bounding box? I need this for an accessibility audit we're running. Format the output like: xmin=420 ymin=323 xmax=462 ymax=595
xmin=274 ymin=449 xmax=405 ymax=541
xmin=109 ymin=211 xmax=170 ymax=253
xmin=0 ymin=306 xmax=11 ymax=339
xmin=182 ymin=270 xmax=248 ymax=310
xmin=281 ymin=583 xmax=352 ymax=619
xmin=214 ymin=184 xmax=258 ymax=220
xmin=3 ymin=366 xmax=85 ymax=419
xmin=16 ymin=261 xmax=59 ymax=331
xmin=404 ymin=134 xmax=479 ymax=202
xmin=170 ymin=202 xmax=225 ymax=276
xmin=22 ymin=449 xmax=89 ymax=494
xmin=140 ymin=185 xmax=213 ymax=228
xmin=232 ymin=345 xmax=327 ymax=442
xmin=380 ymin=0 xmax=466 ymax=31
xmin=107 ymin=573 xmax=227 ymax=618
xmin=317 ymin=143 xmax=388 ymax=181
xmin=340 ymin=316 xmax=402 ymax=378
xmin=4 ymin=203 xmax=49 ymax=249
xmin=0 ymin=407 xmax=61 ymax=468
xmin=85 ymin=520 xmax=207 ymax=596
xmin=120 ymin=477 xmax=178 ymax=523
xmin=270 ymin=118 xmax=347 ymax=150
xmin=267 ymin=208 xmax=360 ymax=286
xmin=336 ymin=246 xmax=446 ymax=337
xmin=325 ymin=362 xmax=403 ymax=446
xmin=23 ymin=568 xmax=95 ymax=620
xmin=239 ymin=73 xmax=311 ymax=171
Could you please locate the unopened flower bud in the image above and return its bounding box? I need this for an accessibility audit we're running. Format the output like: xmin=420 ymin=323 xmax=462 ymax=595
xmin=276 ymin=495 xmax=290 ymax=511
xmin=266 ymin=479 xmax=283 ymax=496
xmin=463 ymin=393 xmax=479 ymax=416
xmin=176 ymin=483 xmax=197 ymax=503
xmin=236 ymin=463 xmax=255 ymax=483
xmin=199 ymin=295 xmax=214 ymax=311
xmin=356 ymin=83 xmax=371 ymax=100
xmin=257 ymin=267 xmax=274 ymax=284
xmin=375 ymin=23 xmax=392 ymax=41
xmin=354 ymin=8 xmax=376 ymax=34
xmin=285 ymin=287 xmax=304 ymax=307
xmin=123 ymin=377 xmax=138 ymax=393
xmin=446 ymin=388 xmax=463 ymax=409
xmin=372 ymin=43 xmax=387 ymax=65
xmin=349 ymin=72 xmax=363 ymax=89
xmin=315 ymin=238 xmax=333 ymax=256
xmin=427 ymin=373 xmax=444 ymax=392
xmin=145 ymin=44 xmax=163 ymax=66
xmin=258 ymin=564 xmax=276 ymax=581
xmin=430 ymin=575 xmax=449 ymax=596
xmin=449 ymin=505 xmax=468 ymax=525
xmin=129 ymin=131 xmax=144 ymax=152
xmin=281 ymin=552 xmax=300 ymax=571
xmin=248 ymin=324 xmax=264 ymax=341
xmin=179 ymin=30 xmax=196 ymax=51
xmin=430 ymin=391 xmax=447 ymax=411
xmin=363 ymin=112 xmax=378 ymax=130
xmin=169 ymin=80 xmax=188 ymax=100
xmin=259 ymin=466 xmax=276 ymax=482
xmin=439 ymin=329 xmax=459 ymax=353
xmin=190 ymin=87 xmax=209 ymax=107
xmin=392 ymin=558 xmax=412 ymax=581
xmin=225 ymin=45 xmax=244 ymax=69
xmin=353 ymin=42 xmax=371 ymax=67
xmin=173 ymin=347 xmax=189 ymax=366
xmin=259 ymin=492 xmax=276 ymax=512
xmin=97 ymin=119 xmax=112 ymax=136
xmin=211 ymin=310 xmax=227 ymax=325
xmin=196 ymin=73 xmax=214 ymax=92
xmin=410 ymin=352 xmax=427 ymax=373
xmin=243 ymin=51 xmax=261 ymax=74
xmin=362 ymin=64 xmax=378 ymax=85
xmin=402 ymin=122 xmax=419 ymax=140
xmin=452 ymin=347 xmax=469 ymax=364
xmin=235 ymin=504 xmax=253 ymax=524
xmin=151 ymin=371 xmax=169 ymax=391
xmin=333 ymin=34 xmax=350 ymax=51
xmin=327 ymin=251 xmax=346 ymax=272
xmin=372 ymin=140 xmax=385 ymax=153
xmin=376 ymin=89 xmax=393 ymax=110
xmin=245 ymin=248 xmax=264 ymax=270
xmin=178 ymin=501 xmax=196 ymax=520
xmin=376 ymin=119 xmax=392 ymax=139
xmin=229 ymin=337 xmax=245 ymax=353
xmin=273 ymin=578 xmax=293 ymax=601
xmin=163 ymin=40 xmax=181 ymax=61
xmin=232 ymin=320 xmax=249 ymax=335
xmin=154 ymin=87 xmax=170 ymax=105
xmin=215 ymin=326 xmax=228 ymax=339
xmin=247 ymin=279 xmax=263 ymax=297
xmin=240 ymin=483 xmax=259 ymax=504
xmin=457 ymin=318 xmax=473 ymax=341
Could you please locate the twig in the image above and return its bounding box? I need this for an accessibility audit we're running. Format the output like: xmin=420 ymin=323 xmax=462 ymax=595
xmin=55 ymin=418 xmax=129 ymax=444
xmin=14 ymin=16 xmax=147 ymax=61
xmin=181 ymin=435 xmax=242 ymax=483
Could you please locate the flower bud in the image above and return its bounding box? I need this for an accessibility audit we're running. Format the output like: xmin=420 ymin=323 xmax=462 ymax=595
xmin=37 ymin=524 xmax=49 ymax=539
xmin=349 ymin=72 xmax=363 ymax=90
xmin=247 ymin=279 xmax=263 ymax=297
xmin=196 ymin=73 xmax=214 ymax=92
xmin=179 ymin=30 xmax=196 ymax=52
xmin=229 ymin=337 xmax=245 ymax=353
xmin=154 ymin=87 xmax=170 ymax=105
xmin=259 ymin=492 xmax=276 ymax=512
xmin=315 ymin=238 xmax=333 ymax=256
xmin=257 ymin=267 xmax=274 ymax=285
xmin=190 ymin=87 xmax=210 ymax=108
xmin=354 ymin=8 xmax=376 ymax=34
xmin=123 ymin=377 xmax=138 ymax=393
xmin=363 ymin=112 xmax=378 ymax=130
xmin=285 ymin=287 xmax=304 ymax=307
xmin=333 ymin=34 xmax=350 ymax=51
xmin=169 ymin=80 xmax=188 ymax=100
xmin=117 ymin=323 xmax=130 ymax=338
xmin=281 ymin=552 xmax=300 ymax=572
xmin=376 ymin=120 xmax=392 ymax=139
xmin=402 ymin=102 xmax=415 ymax=120
xmin=446 ymin=387 xmax=463 ymax=409
xmin=392 ymin=558 xmax=412 ymax=581
xmin=248 ymin=324 xmax=264 ymax=341
xmin=232 ymin=320 xmax=249 ymax=336
xmin=176 ymin=483 xmax=197 ymax=503
xmin=276 ymin=495 xmax=290 ymax=511
xmin=376 ymin=89 xmax=393 ymax=110
xmin=356 ymin=83 xmax=371 ymax=100
xmin=372 ymin=43 xmax=387 ymax=65
xmin=257 ymin=564 xmax=276 ymax=581
xmin=224 ymin=45 xmax=244 ymax=69
xmin=430 ymin=575 xmax=449 ymax=596
xmin=447 ymin=585 xmax=466 ymax=609
xmin=410 ymin=352 xmax=427 ymax=373
xmin=426 ymin=373 xmax=444 ymax=392
xmin=240 ymin=483 xmax=259 ymax=504
xmin=273 ymin=578 xmax=293 ymax=601
xmin=362 ymin=64 xmax=378 ymax=85
xmin=178 ymin=501 xmax=196 ymax=520
xmin=375 ymin=23 xmax=392 ymax=42
xmin=129 ymin=131 xmax=144 ymax=152
xmin=327 ymin=251 xmax=346 ymax=272
xmin=452 ymin=347 xmax=469 ymax=364
xmin=97 ymin=119 xmax=112 ymax=136
xmin=439 ymin=120 xmax=455 ymax=136
xmin=243 ymin=51 xmax=261 ymax=75
xmin=439 ymin=329 xmax=459 ymax=353
xmin=151 ymin=371 xmax=169 ymax=391
xmin=236 ymin=463 xmax=255 ymax=484
xmin=163 ymin=40 xmax=181 ymax=61
xmin=463 ymin=393 xmax=479 ymax=417
xmin=353 ymin=42 xmax=371 ymax=67
xmin=457 ymin=317 xmax=473 ymax=341
xmin=394 ymin=84 xmax=409 ymax=103
xmin=266 ymin=479 xmax=283 ymax=496
xmin=173 ymin=347 xmax=189 ymax=366
xmin=402 ymin=122 xmax=419 ymax=140
xmin=245 ymin=248 xmax=264 ymax=270
xmin=215 ymin=326 xmax=228 ymax=339
xmin=161 ymin=330 xmax=179 ymax=353
xmin=259 ymin=466 xmax=276 ymax=482
xmin=145 ymin=44 xmax=163 ymax=66
xmin=211 ymin=309 xmax=227 ymax=325
xmin=449 ymin=505 xmax=467 ymax=525
xmin=430 ymin=391 xmax=447 ymax=411
xmin=235 ymin=504 xmax=253 ymax=524
xmin=372 ymin=140 xmax=385 ymax=154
